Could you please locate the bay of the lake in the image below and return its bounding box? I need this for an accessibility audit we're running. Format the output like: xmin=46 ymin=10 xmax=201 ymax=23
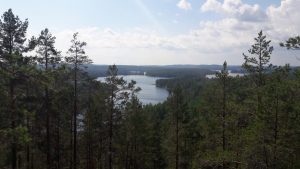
xmin=97 ymin=75 xmax=169 ymax=105
xmin=206 ymin=70 xmax=244 ymax=79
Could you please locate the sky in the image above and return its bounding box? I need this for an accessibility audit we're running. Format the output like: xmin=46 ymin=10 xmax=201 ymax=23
xmin=0 ymin=0 xmax=299 ymax=65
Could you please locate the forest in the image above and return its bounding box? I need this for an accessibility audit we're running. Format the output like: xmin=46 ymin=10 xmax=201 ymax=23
xmin=0 ymin=9 xmax=300 ymax=169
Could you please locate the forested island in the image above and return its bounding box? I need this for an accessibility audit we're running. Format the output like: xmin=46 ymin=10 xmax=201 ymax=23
xmin=0 ymin=9 xmax=300 ymax=169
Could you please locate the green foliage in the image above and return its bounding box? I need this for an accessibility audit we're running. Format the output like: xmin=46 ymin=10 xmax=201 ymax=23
xmin=0 ymin=10 xmax=299 ymax=169
xmin=243 ymin=30 xmax=273 ymax=87
xmin=35 ymin=28 xmax=61 ymax=68
xmin=65 ymin=32 xmax=92 ymax=67
xmin=280 ymin=36 xmax=300 ymax=50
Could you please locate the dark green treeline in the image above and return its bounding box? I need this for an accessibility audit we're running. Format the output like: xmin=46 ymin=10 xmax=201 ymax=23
xmin=0 ymin=9 xmax=299 ymax=169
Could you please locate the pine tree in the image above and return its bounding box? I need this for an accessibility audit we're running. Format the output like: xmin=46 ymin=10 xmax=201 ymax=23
xmin=243 ymin=31 xmax=273 ymax=87
xmin=0 ymin=9 xmax=30 ymax=169
xmin=263 ymin=65 xmax=300 ymax=169
xmin=36 ymin=28 xmax=61 ymax=68
xmin=242 ymin=31 xmax=273 ymax=169
xmin=280 ymin=36 xmax=300 ymax=50
xmin=163 ymin=85 xmax=186 ymax=169
xmin=65 ymin=32 xmax=92 ymax=169
xmin=216 ymin=61 xmax=229 ymax=169
xmin=105 ymin=65 xmax=139 ymax=169
xmin=280 ymin=36 xmax=300 ymax=71
xmin=35 ymin=28 xmax=61 ymax=169
xmin=51 ymin=65 xmax=74 ymax=169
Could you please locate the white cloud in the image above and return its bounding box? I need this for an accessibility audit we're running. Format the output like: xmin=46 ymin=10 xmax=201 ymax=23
xmin=199 ymin=0 xmax=300 ymax=40
xmin=47 ymin=0 xmax=300 ymax=65
xmin=197 ymin=0 xmax=300 ymax=65
xmin=177 ymin=0 xmax=192 ymax=10
xmin=201 ymin=0 xmax=222 ymax=13
xmin=201 ymin=0 xmax=267 ymax=22
xmin=51 ymin=24 xmax=258 ymax=65
xmin=266 ymin=0 xmax=300 ymax=37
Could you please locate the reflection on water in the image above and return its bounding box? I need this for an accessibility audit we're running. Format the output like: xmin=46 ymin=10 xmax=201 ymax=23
xmin=97 ymin=75 xmax=169 ymax=105
xmin=206 ymin=70 xmax=244 ymax=79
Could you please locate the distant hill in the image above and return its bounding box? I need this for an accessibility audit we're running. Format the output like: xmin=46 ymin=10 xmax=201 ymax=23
xmin=86 ymin=64 xmax=244 ymax=78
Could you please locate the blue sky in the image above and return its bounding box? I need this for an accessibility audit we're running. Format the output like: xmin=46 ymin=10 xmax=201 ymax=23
xmin=0 ymin=0 xmax=299 ymax=65
xmin=0 ymin=0 xmax=280 ymax=33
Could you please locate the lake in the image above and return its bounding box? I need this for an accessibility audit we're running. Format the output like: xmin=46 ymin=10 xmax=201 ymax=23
xmin=206 ymin=70 xmax=244 ymax=79
xmin=97 ymin=75 xmax=169 ymax=105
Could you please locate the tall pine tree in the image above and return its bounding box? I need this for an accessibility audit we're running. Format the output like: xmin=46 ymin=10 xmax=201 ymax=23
xmin=65 ymin=32 xmax=92 ymax=169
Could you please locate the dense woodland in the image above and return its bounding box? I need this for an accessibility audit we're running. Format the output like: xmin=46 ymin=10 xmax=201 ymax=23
xmin=86 ymin=65 xmax=217 ymax=78
xmin=0 ymin=9 xmax=300 ymax=169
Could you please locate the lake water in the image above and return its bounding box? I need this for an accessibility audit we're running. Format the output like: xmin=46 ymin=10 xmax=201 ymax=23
xmin=97 ymin=75 xmax=169 ymax=105
xmin=206 ymin=70 xmax=244 ymax=79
